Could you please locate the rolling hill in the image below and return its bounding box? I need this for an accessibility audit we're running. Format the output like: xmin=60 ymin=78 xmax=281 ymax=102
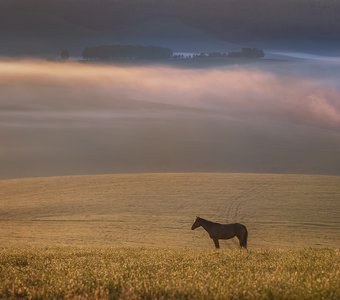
xmin=1 ymin=173 xmax=339 ymax=249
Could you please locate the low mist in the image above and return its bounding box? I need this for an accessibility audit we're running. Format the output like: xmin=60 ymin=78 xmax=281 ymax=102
xmin=1 ymin=59 xmax=340 ymax=178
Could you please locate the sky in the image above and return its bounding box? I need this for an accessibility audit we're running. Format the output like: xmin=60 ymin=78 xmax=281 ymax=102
xmin=1 ymin=0 xmax=340 ymax=57
xmin=1 ymin=59 xmax=340 ymax=178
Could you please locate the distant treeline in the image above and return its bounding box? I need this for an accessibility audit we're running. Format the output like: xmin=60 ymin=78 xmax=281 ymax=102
xmin=83 ymin=45 xmax=264 ymax=60
xmin=228 ymin=48 xmax=265 ymax=58
xmin=82 ymin=45 xmax=173 ymax=60
xmin=173 ymin=48 xmax=265 ymax=59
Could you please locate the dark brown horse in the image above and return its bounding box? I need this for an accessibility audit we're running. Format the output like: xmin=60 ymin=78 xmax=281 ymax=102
xmin=191 ymin=216 xmax=248 ymax=249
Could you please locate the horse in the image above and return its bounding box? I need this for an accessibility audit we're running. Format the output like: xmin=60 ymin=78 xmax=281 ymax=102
xmin=191 ymin=216 xmax=248 ymax=249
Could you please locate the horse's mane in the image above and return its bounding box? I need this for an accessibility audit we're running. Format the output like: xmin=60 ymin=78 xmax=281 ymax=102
xmin=199 ymin=217 xmax=221 ymax=226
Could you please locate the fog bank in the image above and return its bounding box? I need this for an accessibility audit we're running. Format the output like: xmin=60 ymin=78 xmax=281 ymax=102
xmin=1 ymin=60 xmax=340 ymax=178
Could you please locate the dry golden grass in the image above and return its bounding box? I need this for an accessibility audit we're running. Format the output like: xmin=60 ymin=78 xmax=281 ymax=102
xmin=0 ymin=247 xmax=339 ymax=299
xmin=1 ymin=173 xmax=339 ymax=299
xmin=0 ymin=173 xmax=339 ymax=248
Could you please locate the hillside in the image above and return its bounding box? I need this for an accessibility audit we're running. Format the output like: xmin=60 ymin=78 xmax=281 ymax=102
xmin=1 ymin=173 xmax=339 ymax=249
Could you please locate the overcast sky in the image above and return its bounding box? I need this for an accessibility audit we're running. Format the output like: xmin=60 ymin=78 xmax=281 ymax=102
xmin=1 ymin=0 xmax=340 ymax=57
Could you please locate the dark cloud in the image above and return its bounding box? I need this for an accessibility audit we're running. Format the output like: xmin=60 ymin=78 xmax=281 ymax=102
xmin=1 ymin=1 xmax=340 ymax=57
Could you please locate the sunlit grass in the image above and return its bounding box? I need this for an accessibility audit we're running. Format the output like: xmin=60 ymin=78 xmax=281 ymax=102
xmin=0 ymin=247 xmax=339 ymax=299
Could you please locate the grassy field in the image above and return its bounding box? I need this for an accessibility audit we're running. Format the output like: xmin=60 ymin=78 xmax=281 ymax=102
xmin=0 ymin=247 xmax=339 ymax=299
xmin=0 ymin=173 xmax=339 ymax=248
xmin=1 ymin=173 xmax=340 ymax=299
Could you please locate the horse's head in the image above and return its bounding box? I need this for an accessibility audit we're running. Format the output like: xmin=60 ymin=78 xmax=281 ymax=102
xmin=191 ymin=216 xmax=201 ymax=230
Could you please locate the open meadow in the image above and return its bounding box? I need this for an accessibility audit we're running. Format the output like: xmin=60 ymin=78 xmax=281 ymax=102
xmin=0 ymin=173 xmax=339 ymax=299
xmin=1 ymin=173 xmax=339 ymax=248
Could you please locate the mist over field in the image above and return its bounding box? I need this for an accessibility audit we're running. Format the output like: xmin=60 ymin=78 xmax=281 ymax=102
xmin=1 ymin=59 xmax=340 ymax=178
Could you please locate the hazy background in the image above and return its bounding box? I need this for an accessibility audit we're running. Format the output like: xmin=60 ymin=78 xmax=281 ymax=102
xmin=1 ymin=58 xmax=340 ymax=179
xmin=1 ymin=0 xmax=340 ymax=179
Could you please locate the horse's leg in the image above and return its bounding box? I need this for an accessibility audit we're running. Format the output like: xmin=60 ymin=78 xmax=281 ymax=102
xmin=212 ymin=238 xmax=220 ymax=249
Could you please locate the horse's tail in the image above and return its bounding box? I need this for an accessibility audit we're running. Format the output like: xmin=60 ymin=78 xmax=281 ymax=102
xmin=243 ymin=226 xmax=248 ymax=249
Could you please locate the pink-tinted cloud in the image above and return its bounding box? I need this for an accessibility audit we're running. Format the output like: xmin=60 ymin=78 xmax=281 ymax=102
xmin=1 ymin=60 xmax=339 ymax=129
